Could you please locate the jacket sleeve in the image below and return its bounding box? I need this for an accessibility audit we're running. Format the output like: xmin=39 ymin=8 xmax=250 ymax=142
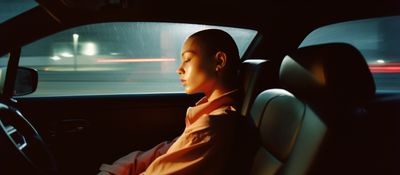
xmin=98 ymin=138 xmax=177 ymax=175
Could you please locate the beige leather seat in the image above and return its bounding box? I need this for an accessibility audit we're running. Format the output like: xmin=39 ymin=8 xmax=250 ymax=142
xmin=248 ymin=43 xmax=375 ymax=175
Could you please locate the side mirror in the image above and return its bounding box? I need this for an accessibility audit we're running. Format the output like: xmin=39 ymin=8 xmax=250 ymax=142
xmin=14 ymin=67 xmax=38 ymax=96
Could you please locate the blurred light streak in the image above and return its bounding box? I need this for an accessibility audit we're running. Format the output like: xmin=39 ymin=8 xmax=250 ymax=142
xmin=50 ymin=56 xmax=61 ymax=61
xmin=97 ymin=58 xmax=176 ymax=63
xmin=60 ymin=52 xmax=74 ymax=57
xmin=82 ymin=42 xmax=97 ymax=56
xmin=370 ymin=63 xmax=400 ymax=73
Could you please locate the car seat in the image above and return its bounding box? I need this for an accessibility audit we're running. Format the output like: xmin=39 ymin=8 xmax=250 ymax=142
xmin=248 ymin=43 xmax=375 ymax=175
xmin=239 ymin=59 xmax=278 ymax=116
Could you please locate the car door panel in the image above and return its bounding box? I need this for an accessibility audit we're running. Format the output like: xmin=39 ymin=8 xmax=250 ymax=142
xmin=365 ymin=92 xmax=400 ymax=174
xmin=15 ymin=93 xmax=201 ymax=175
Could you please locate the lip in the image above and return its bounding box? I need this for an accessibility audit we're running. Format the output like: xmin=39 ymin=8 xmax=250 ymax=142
xmin=180 ymin=79 xmax=186 ymax=85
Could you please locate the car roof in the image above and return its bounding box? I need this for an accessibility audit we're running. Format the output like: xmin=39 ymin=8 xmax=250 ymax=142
xmin=1 ymin=0 xmax=400 ymax=59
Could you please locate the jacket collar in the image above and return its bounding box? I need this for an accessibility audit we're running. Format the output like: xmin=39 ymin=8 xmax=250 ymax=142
xmin=186 ymin=89 xmax=239 ymax=125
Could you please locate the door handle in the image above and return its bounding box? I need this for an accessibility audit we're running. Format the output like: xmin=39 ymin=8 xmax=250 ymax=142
xmin=51 ymin=119 xmax=90 ymax=136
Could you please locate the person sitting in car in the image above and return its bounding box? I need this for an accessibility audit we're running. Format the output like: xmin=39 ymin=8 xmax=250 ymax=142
xmin=98 ymin=29 xmax=256 ymax=175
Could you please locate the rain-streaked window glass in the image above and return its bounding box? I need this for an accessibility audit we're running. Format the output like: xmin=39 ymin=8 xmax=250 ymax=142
xmin=300 ymin=16 xmax=400 ymax=93
xmin=19 ymin=22 xmax=257 ymax=97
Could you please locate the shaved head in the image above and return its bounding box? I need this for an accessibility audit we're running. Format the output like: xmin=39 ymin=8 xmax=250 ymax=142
xmin=188 ymin=29 xmax=240 ymax=85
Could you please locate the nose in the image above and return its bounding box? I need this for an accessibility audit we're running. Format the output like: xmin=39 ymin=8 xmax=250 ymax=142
xmin=176 ymin=63 xmax=184 ymax=75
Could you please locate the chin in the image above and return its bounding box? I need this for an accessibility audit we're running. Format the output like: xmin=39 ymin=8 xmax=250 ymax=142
xmin=184 ymin=89 xmax=195 ymax=94
xmin=184 ymin=87 xmax=200 ymax=95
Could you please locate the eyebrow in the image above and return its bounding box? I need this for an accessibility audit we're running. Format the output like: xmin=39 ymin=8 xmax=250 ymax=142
xmin=181 ymin=50 xmax=197 ymax=57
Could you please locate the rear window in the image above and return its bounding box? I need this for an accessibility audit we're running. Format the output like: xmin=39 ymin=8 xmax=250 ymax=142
xmin=19 ymin=22 xmax=257 ymax=97
xmin=300 ymin=15 xmax=400 ymax=93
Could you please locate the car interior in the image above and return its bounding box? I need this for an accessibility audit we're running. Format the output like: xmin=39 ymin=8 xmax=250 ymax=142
xmin=1 ymin=0 xmax=400 ymax=175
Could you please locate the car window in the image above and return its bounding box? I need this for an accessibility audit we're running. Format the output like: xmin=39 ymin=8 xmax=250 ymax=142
xmin=0 ymin=0 xmax=37 ymax=23
xmin=300 ymin=15 xmax=400 ymax=93
xmin=19 ymin=22 xmax=257 ymax=97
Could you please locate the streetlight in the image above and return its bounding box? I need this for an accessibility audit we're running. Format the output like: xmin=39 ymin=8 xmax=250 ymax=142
xmin=73 ymin=33 xmax=79 ymax=71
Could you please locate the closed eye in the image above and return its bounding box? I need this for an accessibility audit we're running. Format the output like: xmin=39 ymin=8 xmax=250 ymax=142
xmin=184 ymin=58 xmax=191 ymax=63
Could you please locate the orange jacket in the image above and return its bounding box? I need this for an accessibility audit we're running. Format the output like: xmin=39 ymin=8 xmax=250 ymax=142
xmin=99 ymin=90 xmax=252 ymax=175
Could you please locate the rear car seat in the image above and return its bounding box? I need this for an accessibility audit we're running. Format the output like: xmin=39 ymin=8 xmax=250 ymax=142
xmin=248 ymin=43 xmax=375 ymax=175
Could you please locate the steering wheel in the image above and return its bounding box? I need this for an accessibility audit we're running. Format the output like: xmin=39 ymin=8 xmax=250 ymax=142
xmin=0 ymin=102 xmax=57 ymax=175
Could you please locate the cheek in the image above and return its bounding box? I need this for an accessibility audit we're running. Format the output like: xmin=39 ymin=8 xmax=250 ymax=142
xmin=187 ymin=64 xmax=206 ymax=80
xmin=197 ymin=63 xmax=216 ymax=80
xmin=185 ymin=66 xmax=193 ymax=77
xmin=189 ymin=65 xmax=216 ymax=88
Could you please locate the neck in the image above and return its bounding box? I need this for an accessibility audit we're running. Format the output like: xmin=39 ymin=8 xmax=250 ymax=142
xmin=205 ymin=86 xmax=235 ymax=102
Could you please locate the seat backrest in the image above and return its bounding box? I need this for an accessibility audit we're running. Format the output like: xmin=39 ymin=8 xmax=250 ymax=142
xmin=248 ymin=43 xmax=375 ymax=175
xmin=249 ymin=89 xmax=326 ymax=175
xmin=239 ymin=59 xmax=278 ymax=116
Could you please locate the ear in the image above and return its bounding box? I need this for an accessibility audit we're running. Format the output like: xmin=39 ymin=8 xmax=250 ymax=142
xmin=215 ymin=51 xmax=227 ymax=71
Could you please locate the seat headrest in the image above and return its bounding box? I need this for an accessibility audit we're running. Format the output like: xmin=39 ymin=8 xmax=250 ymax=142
xmin=239 ymin=59 xmax=279 ymax=116
xmin=280 ymin=43 xmax=375 ymax=106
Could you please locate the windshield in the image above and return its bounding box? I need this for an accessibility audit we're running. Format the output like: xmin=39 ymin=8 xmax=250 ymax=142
xmin=0 ymin=0 xmax=37 ymax=23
